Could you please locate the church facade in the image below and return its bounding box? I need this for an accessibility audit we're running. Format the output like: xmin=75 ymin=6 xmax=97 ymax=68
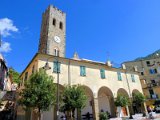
xmin=19 ymin=5 xmax=146 ymax=120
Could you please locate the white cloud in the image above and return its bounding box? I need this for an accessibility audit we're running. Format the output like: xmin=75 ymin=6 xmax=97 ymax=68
xmin=0 ymin=18 xmax=18 ymax=37
xmin=0 ymin=41 xmax=11 ymax=53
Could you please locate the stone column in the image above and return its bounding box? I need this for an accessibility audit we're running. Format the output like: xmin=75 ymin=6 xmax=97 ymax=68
xmin=141 ymin=102 xmax=147 ymax=115
xmin=109 ymin=97 xmax=116 ymax=117
xmin=126 ymin=105 xmax=130 ymax=117
xmin=92 ymin=98 xmax=99 ymax=120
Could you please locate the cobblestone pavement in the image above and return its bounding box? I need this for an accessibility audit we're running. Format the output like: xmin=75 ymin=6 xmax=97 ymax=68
xmin=110 ymin=113 xmax=160 ymax=120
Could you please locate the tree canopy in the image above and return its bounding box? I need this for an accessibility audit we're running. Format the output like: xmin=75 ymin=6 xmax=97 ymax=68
xmin=132 ymin=92 xmax=145 ymax=105
xmin=115 ymin=94 xmax=129 ymax=107
xmin=61 ymin=85 xmax=87 ymax=119
xmin=9 ymin=67 xmax=20 ymax=84
xmin=19 ymin=69 xmax=56 ymax=119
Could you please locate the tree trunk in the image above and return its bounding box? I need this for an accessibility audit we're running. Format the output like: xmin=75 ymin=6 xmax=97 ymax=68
xmin=77 ymin=108 xmax=81 ymax=120
xmin=38 ymin=108 xmax=41 ymax=120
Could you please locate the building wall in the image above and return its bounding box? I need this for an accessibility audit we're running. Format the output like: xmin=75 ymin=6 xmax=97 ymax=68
xmin=124 ymin=58 xmax=160 ymax=104
xmin=20 ymin=53 xmax=144 ymax=120
xmin=21 ymin=54 xmax=143 ymax=98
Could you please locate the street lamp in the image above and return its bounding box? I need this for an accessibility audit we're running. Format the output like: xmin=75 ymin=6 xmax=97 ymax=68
xmin=43 ymin=52 xmax=60 ymax=120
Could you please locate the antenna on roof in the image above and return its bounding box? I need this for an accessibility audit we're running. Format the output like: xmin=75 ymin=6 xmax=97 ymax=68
xmin=106 ymin=51 xmax=110 ymax=61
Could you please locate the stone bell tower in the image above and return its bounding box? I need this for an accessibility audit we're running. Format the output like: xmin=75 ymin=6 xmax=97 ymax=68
xmin=38 ymin=5 xmax=66 ymax=57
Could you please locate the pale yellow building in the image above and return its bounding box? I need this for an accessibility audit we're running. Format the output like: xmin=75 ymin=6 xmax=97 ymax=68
xmin=18 ymin=5 xmax=146 ymax=120
xmin=19 ymin=53 xmax=145 ymax=120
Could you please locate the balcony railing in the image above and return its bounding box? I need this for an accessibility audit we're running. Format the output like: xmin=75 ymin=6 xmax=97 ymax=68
xmin=143 ymin=82 xmax=160 ymax=89
xmin=146 ymin=94 xmax=159 ymax=100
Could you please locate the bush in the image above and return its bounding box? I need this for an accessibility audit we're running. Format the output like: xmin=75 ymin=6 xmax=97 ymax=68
xmin=99 ymin=112 xmax=109 ymax=120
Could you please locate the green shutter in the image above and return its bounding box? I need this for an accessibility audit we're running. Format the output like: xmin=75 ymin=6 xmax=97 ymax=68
xmin=131 ymin=74 xmax=135 ymax=82
xmin=100 ymin=69 xmax=105 ymax=79
xmin=80 ymin=66 xmax=86 ymax=76
xmin=53 ymin=61 xmax=61 ymax=73
xmin=117 ymin=72 xmax=122 ymax=81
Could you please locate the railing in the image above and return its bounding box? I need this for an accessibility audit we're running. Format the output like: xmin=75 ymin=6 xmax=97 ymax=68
xmin=146 ymin=94 xmax=159 ymax=99
xmin=143 ymin=82 xmax=160 ymax=89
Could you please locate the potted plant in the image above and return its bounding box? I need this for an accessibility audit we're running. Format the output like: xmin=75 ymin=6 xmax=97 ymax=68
xmin=99 ymin=112 xmax=109 ymax=120
xmin=115 ymin=94 xmax=129 ymax=117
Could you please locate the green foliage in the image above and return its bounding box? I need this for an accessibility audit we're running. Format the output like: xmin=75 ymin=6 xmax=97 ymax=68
xmin=132 ymin=92 xmax=145 ymax=105
xmin=115 ymin=94 xmax=129 ymax=107
xmin=61 ymin=85 xmax=87 ymax=112
xmin=19 ymin=69 xmax=56 ymax=112
xmin=9 ymin=67 xmax=20 ymax=83
xmin=99 ymin=112 xmax=109 ymax=120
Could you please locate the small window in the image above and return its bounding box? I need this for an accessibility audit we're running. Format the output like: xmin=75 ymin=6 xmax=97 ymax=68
xmin=117 ymin=72 xmax=122 ymax=81
xmin=80 ymin=66 xmax=86 ymax=76
xmin=53 ymin=18 xmax=56 ymax=26
xmin=131 ymin=74 xmax=135 ymax=82
xmin=146 ymin=61 xmax=150 ymax=65
xmin=154 ymin=69 xmax=157 ymax=73
xmin=24 ymin=72 xmax=28 ymax=80
xmin=149 ymin=69 xmax=157 ymax=74
xmin=53 ymin=61 xmax=61 ymax=73
xmin=32 ymin=65 xmax=35 ymax=74
xmin=151 ymin=80 xmax=156 ymax=84
xmin=54 ymin=49 xmax=59 ymax=56
xmin=59 ymin=22 xmax=63 ymax=30
xmin=100 ymin=69 xmax=105 ymax=79
xmin=141 ymin=71 xmax=144 ymax=75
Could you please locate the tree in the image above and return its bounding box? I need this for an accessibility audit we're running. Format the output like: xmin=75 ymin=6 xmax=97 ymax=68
xmin=132 ymin=92 xmax=145 ymax=105
xmin=115 ymin=94 xmax=129 ymax=117
xmin=61 ymin=85 xmax=87 ymax=120
xmin=115 ymin=94 xmax=129 ymax=107
xmin=9 ymin=67 xmax=20 ymax=84
xmin=19 ymin=69 xmax=56 ymax=120
xmin=132 ymin=92 xmax=145 ymax=113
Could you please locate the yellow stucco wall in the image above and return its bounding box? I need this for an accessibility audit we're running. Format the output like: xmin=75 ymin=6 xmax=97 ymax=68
xmin=20 ymin=54 xmax=143 ymax=98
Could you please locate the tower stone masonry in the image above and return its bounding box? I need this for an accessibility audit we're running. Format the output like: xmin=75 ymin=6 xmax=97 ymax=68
xmin=38 ymin=5 xmax=66 ymax=57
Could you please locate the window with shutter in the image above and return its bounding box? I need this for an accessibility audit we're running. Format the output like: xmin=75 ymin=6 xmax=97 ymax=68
xmin=131 ymin=74 xmax=135 ymax=82
xmin=80 ymin=66 xmax=86 ymax=76
xmin=117 ymin=72 xmax=122 ymax=81
xmin=53 ymin=61 xmax=61 ymax=73
xmin=100 ymin=69 xmax=105 ymax=79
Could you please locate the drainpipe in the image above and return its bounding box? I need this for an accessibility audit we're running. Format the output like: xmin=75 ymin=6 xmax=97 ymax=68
xmin=125 ymin=70 xmax=133 ymax=119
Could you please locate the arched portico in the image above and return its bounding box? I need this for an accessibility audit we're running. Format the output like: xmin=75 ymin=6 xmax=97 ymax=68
xmin=98 ymin=86 xmax=115 ymax=117
xmin=81 ymin=85 xmax=94 ymax=119
xmin=45 ymin=84 xmax=65 ymax=120
xmin=132 ymin=89 xmax=146 ymax=114
xmin=117 ymin=88 xmax=130 ymax=117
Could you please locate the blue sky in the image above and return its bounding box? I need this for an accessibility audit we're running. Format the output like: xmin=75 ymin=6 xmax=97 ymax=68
xmin=0 ymin=0 xmax=160 ymax=72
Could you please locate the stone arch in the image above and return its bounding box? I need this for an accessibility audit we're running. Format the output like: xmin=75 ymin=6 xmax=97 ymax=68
xmin=132 ymin=89 xmax=141 ymax=95
xmin=117 ymin=88 xmax=130 ymax=117
xmin=132 ymin=89 xmax=145 ymax=114
xmin=81 ymin=85 xmax=94 ymax=117
xmin=98 ymin=86 xmax=115 ymax=117
xmin=117 ymin=88 xmax=129 ymax=97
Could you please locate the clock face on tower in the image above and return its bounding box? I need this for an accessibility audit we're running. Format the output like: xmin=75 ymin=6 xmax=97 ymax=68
xmin=54 ymin=36 xmax=61 ymax=43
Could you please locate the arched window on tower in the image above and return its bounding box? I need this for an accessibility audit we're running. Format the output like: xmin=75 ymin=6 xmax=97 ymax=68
xmin=54 ymin=48 xmax=59 ymax=56
xmin=59 ymin=22 xmax=63 ymax=30
xmin=53 ymin=18 xmax=56 ymax=26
